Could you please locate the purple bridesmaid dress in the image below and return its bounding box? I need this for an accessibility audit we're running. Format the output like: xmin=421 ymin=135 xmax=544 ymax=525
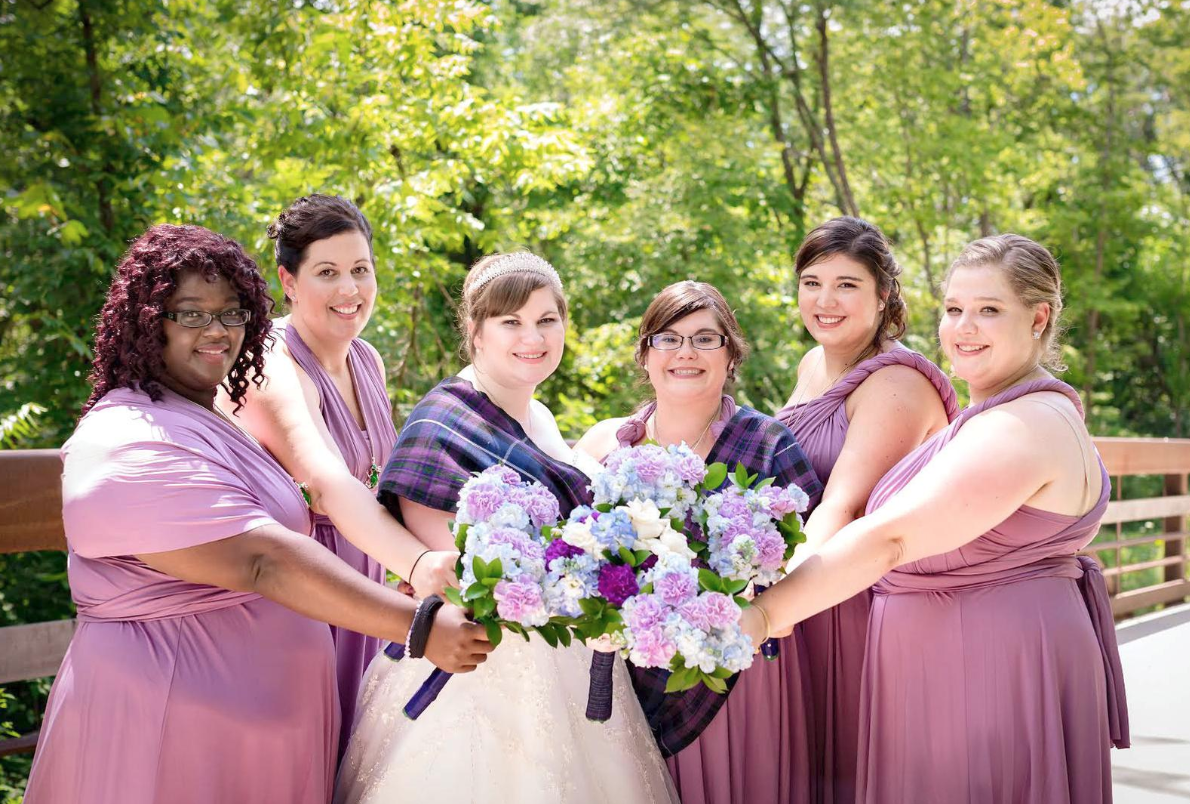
xmin=776 ymin=347 xmax=958 ymax=804
xmin=285 ymin=325 xmax=397 ymax=755
xmin=25 ymin=387 xmax=338 ymax=804
xmin=857 ymin=377 xmax=1128 ymax=803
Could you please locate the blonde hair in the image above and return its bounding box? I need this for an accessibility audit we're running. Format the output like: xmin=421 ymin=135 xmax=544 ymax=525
xmin=457 ymin=252 xmax=568 ymax=359
xmin=945 ymin=234 xmax=1066 ymax=371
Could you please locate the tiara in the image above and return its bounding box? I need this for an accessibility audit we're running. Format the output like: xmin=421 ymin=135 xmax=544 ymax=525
xmin=469 ymin=253 xmax=563 ymax=295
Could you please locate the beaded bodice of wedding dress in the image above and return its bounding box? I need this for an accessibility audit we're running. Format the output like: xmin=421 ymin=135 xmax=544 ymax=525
xmin=333 ymin=443 xmax=678 ymax=804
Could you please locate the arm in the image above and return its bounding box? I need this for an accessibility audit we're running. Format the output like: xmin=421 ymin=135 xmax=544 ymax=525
xmin=398 ymin=498 xmax=458 ymax=552
xmin=135 ymin=524 xmax=491 ymax=672
xmin=799 ymin=366 xmax=948 ymax=554
xmin=748 ymin=402 xmax=1060 ymax=638
xmin=221 ymin=343 xmax=458 ymax=596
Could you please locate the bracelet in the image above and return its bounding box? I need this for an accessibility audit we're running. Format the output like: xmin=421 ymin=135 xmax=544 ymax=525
xmin=754 ymin=602 xmax=772 ymax=642
xmin=407 ymin=594 xmax=445 ymax=659
xmin=406 ymin=549 xmax=431 ymax=585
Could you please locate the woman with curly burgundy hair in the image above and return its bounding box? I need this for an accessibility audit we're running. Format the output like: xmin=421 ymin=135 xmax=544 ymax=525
xmin=24 ymin=224 xmax=490 ymax=804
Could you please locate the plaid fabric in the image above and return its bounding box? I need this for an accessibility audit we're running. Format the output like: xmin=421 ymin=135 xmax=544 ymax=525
xmin=377 ymin=376 xmax=592 ymax=518
xmin=627 ymin=403 xmax=823 ymax=757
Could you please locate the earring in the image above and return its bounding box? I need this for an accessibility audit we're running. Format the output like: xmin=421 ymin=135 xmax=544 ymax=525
xmin=878 ymin=302 xmax=886 ymax=311
xmin=1032 ymin=331 xmax=1041 ymax=340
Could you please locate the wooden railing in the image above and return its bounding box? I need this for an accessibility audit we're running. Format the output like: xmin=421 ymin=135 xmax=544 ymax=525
xmin=1 ymin=437 xmax=1188 ymax=757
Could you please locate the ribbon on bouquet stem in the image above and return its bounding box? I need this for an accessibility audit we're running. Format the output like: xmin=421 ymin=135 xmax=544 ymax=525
xmin=585 ymin=651 xmax=616 ymax=722
xmin=382 ymin=642 xmax=453 ymax=720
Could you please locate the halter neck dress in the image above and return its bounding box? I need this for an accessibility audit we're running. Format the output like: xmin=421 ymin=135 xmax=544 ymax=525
xmin=857 ymin=377 xmax=1128 ymax=803
xmin=285 ymin=325 xmax=397 ymax=756
xmin=776 ymin=346 xmax=958 ymax=804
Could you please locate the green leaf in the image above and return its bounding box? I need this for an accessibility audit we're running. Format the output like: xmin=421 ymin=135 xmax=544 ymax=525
xmin=618 ymin=546 xmax=637 ymax=566
xmin=723 ymin=578 xmax=749 ymax=595
xmin=756 ymin=476 xmax=776 ymax=489
xmin=702 ymin=673 xmax=729 ymax=694
xmin=633 ymin=549 xmax=651 ymax=565
xmin=453 ymin=523 xmax=469 ymax=553
xmin=698 ymin=568 xmax=724 ymax=593
xmin=484 ymin=619 xmax=504 ymax=649
xmin=733 ymin=463 xmax=750 ymax=488
xmin=473 ymin=595 xmax=496 ymax=620
xmin=579 ymin=598 xmax=605 ymax=617
xmin=486 ymin=558 xmax=504 ymax=581
xmin=442 ymin=587 xmax=465 ymax=607
xmin=472 ymin=556 xmax=489 ymax=581
xmin=556 ymin=626 xmax=572 ymax=647
xmin=537 ymin=624 xmax=559 ymax=648
xmin=463 ymin=582 xmax=489 ymax=602
xmin=703 ymin=462 xmax=727 ymax=490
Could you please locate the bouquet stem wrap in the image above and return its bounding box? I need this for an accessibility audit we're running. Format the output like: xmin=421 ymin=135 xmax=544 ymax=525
xmin=382 ymin=641 xmax=454 ymax=720
xmin=585 ymin=651 xmax=616 ymax=722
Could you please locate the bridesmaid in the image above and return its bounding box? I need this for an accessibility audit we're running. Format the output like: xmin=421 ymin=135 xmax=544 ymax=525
xmin=577 ymin=281 xmax=823 ymax=804
xmin=222 ymin=194 xmax=456 ymax=753
xmin=24 ymin=224 xmax=490 ymax=804
xmin=775 ymin=216 xmax=957 ymax=803
xmin=745 ymin=234 xmax=1129 ymax=804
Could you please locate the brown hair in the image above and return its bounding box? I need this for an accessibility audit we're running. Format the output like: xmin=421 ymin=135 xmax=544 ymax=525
xmin=635 ymin=281 xmax=749 ymax=382
xmin=945 ymin=234 xmax=1066 ymax=371
xmin=267 ymin=194 xmax=373 ymax=276
xmin=458 ymin=252 xmax=568 ymax=359
xmin=794 ymin=216 xmax=907 ymax=356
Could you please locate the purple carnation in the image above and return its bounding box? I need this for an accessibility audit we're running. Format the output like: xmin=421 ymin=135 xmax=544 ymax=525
xmin=674 ymin=452 xmax=706 ymax=485
xmin=679 ymin=592 xmax=738 ymax=631
xmin=488 ymin=527 xmax=545 ymax=562
xmin=462 ymin=481 xmax=506 ymax=521
xmin=517 ymin=487 xmax=561 ymax=528
xmin=716 ymin=491 xmax=750 ymax=520
xmin=654 ymin=570 xmax=698 ymax=606
xmin=483 ymin=465 xmax=522 ymax=486
xmin=755 ymin=531 xmax=786 ymax=568
xmin=544 ymin=538 xmax=585 ymax=569
xmin=633 ymin=445 xmax=669 ymax=483
xmin=630 ymin=625 xmax=677 ymax=667
xmin=625 ymin=594 xmax=668 ymax=630
xmin=639 ymin=554 xmax=658 ymax=572
xmin=494 ymin=579 xmax=546 ymax=625
xmin=598 ymin=563 xmax=640 ymax=606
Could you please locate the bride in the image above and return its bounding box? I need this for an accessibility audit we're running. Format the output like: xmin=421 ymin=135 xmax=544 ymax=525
xmin=334 ymin=253 xmax=677 ymax=804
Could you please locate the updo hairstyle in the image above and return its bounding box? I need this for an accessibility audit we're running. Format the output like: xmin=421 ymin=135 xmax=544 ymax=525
xmin=945 ymin=234 xmax=1066 ymax=371
xmin=794 ymin=216 xmax=907 ymax=355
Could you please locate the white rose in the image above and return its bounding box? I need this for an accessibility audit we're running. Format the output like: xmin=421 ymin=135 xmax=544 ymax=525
xmin=561 ymin=520 xmax=602 ymax=556
xmin=625 ymin=499 xmax=667 ymax=540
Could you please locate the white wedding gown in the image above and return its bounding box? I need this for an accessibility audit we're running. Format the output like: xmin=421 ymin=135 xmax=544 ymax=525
xmin=334 ymin=449 xmax=677 ymax=804
xmin=334 ymin=634 xmax=679 ymax=804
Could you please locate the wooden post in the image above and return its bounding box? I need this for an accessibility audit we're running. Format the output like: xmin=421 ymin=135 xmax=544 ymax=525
xmin=1165 ymin=472 xmax=1188 ymax=584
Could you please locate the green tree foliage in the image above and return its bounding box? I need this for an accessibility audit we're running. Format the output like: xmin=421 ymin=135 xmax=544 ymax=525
xmin=2 ymin=0 xmax=1188 ymax=794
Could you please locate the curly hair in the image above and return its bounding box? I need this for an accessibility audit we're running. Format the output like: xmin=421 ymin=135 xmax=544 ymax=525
xmin=84 ymin=224 xmax=274 ymax=414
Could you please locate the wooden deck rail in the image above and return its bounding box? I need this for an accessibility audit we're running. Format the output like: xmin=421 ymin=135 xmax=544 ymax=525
xmin=1 ymin=437 xmax=1188 ymax=756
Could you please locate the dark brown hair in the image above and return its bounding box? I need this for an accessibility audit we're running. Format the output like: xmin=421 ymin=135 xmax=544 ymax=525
xmin=794 ymin=216 xmax=907 ymax=355
xmin=635 ymin=281 xmax=749 ymax=382
xmin=458 ymin=253 xmax=568 ymax=359
xmin=267 ymin=194 xmax=373 ymax=276
xmin=85 ymin=225 xmax=273 ymax=414
xmin=946 ymin=234 xmax=1066 ymax=371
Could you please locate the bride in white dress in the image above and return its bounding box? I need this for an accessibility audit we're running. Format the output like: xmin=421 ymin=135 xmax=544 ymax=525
xmin=334 ymin=254 xmax=677 ymax=804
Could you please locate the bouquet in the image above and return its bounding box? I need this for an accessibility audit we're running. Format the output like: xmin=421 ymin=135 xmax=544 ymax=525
xmin=568 ymin=444 xmax=757 ymax=720
xmin=385 ymin=465 xmax=581 ymax=719
xmin=698 ymin=465 xmax=810 ymax=657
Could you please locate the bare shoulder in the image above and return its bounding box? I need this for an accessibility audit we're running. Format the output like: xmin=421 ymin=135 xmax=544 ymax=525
xmin=574 ymin=417 xmax=630 ymax=462
xmin=852 ymin=363 xmax=941 ymax=405
xmin=796 ymin=345 xmax=823 ymax=377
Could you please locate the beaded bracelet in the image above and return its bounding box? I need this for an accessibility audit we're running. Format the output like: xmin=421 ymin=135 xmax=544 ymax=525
xmin=407 ymin=594 xmax=445 ymax=660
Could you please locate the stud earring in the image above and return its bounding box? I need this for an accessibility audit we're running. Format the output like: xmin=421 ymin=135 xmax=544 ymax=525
xmin=878 ymin=302 xmax=886 ymax=311
xmin=1032 ymin=331 xmax=1041 ymax=340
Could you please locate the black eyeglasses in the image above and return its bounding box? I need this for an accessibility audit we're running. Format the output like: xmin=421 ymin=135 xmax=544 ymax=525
xmin=162 ymin=309 xmax=252 ymax=328
xmin=646 ymin=333 xmax=728 ymax=351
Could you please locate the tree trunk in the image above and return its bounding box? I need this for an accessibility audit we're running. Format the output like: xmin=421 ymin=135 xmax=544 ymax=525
xmin=78 ymin=0 xmax=114 ymax=233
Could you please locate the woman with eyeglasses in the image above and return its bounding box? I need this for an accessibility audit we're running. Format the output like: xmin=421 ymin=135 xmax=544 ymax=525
xmin=23 ymin=225 xmax=490 ymax=804
xmin=217 ymin=195 xmax=460 ymax=756
xmin=576 ymin=281 xmax=823 ymax=804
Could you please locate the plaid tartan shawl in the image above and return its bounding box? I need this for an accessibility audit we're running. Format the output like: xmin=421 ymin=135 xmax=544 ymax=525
xmin=377 ymin=376 xmax=591 ymax=517
xmin=625 ymin=402 xmax=823 ymax=757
